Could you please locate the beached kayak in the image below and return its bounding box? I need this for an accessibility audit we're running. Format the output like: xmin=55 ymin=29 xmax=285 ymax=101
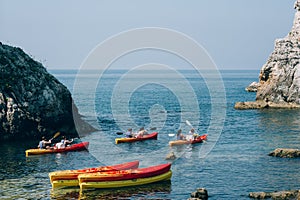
xmin=78 ymin=163 xmax=171 ymax=183
xmin=25 ymin=142 xmax=89 ymax=157
xmin=115 ymin=132 xmax=158 ymax=144
xmin=50 ymin=160 xmax=139 ymax=188
xmin=80 ymin=170 xmax=172 ymax=190
xmin=169 ymin=134 xmax=208 ymax=146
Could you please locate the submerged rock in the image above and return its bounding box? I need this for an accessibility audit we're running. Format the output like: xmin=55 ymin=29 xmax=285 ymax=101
xmin=237 ymin=0 xmax=300 ymax=109
xmin=268 ymin=148 xmax=300 ymax=158
xmin=249 ymin=190 xmax=300 ymax=199
xmin=0 ymin=43 xmax=96 ymax=141
xmin=188 ymin=188 xmax=208 ymax=200
xmin=165 ymin=151 xmax=176 ymax=160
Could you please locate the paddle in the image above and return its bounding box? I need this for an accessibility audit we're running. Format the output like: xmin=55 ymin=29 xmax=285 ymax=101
xmin=185 ymin=120 xmax=193 ymax=128
xmin=50 ymin=132 xmax=60 ymax=141
xmin=168 ymin=134 xmax=175 ymax=137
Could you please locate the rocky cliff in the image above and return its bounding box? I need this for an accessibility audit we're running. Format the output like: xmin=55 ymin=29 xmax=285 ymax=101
xmin=235 ymin=0 xmax=300 ymax=109
xmin=0 ymin=43 xmax=96 ymax=141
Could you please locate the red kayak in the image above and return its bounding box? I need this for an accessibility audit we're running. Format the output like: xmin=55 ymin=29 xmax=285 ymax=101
xmin=25 ymin=142 xmax=89 ymax=156
xmin=115 ymin=132 xmax=158 ymax=144
xmin=169 ymin=134 xmax=208 ymax=146
xmin=78 ymin=163 xmax=171 ymax=183
xmin=49 ymin=160 xmax=140 ymax=182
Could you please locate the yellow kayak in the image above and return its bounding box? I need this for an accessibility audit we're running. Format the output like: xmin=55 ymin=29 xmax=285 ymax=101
xmin=49 ymin=161 xmax=139 ymax=188
xmin=25 ymin=142 xmax=89 ymax=157
xmin=80 ymin=170 xmax=172 ymax=190
xmin=52 ymin=179 xmax=79 ymax=188
xmin=115 ymin=132 xmax=158 ymax=144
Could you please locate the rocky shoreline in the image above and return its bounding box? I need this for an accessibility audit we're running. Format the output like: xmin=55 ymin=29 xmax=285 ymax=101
xmin=234 ymin=100 xmax=300 ymax=110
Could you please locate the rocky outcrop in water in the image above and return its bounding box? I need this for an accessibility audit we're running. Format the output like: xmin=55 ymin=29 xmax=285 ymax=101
xmin=0 ymin=43 xmax=96 ymax=141
xmin=165 ymin=151 xmax=176 ymax=160
xmin=249 ymin=190 xmax=300 ymax=199
xmin=268 ymin=148 xmax=300 ymax=158
xmin=188 ymin=188 xmax=208 ymax=200
xmin=245 ymin=82 xmax=260 ymax=92
xmin=236 ymin=0 xmax=300 ymax=109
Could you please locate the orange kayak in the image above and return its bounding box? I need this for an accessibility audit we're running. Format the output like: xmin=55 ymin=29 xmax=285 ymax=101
xmin=169 ymin=134 xmax=208 ymax=146
xmin=115 ymin=132 xmax=158 ymax=144
xmin=49 ymin=160 xmax=139 ymax=182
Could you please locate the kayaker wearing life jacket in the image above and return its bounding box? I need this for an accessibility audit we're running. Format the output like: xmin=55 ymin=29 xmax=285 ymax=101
xmin=125 ymin=128 xmax=133 ymax=138
xmin=186 ymin=128 xmax=197 ymax=141
xmin=176 ymin=129 xmax=185 ymax=140
xmin=136 ymin=127 xmax=147 ymax=138
xmin=55 ymin=136 xmax=73 ymax=149
xmin=38 ymin=136 xmax=52 ymax=149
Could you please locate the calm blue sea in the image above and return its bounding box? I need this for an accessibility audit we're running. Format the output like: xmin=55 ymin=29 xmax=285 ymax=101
xmin=0 ymin=69 xmax=299 ymax=200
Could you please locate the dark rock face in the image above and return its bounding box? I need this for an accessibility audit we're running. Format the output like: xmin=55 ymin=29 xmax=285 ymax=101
xmin=0 ymin=43 xmax=95 ymax=141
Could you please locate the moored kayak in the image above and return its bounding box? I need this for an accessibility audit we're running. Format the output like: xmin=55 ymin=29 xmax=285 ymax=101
xmin=115 ymin=132 xmax=158 ymax=144
xmin=50 ymin=160 xmax=140 ymax=188
xmin=80 ymin=170 xmax=172 ymax=190
xmin=78 ymin=163 xmax=171 ymax=183
xmin=49 ymin=160 xmax=140 ymax=182
xmin=25 ymin=142 xmax=89 ymax=157
xmin=169 ymin=134 xmax=208 ymax=146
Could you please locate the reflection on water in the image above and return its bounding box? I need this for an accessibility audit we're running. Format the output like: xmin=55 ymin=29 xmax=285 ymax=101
xmin=258 ymin=109 xmax=300 ymax=149
xmin=50 ymin=181 xmax=171 ymax=199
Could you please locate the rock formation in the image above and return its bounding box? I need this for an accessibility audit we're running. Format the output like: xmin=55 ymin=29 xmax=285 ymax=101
xmin=188 ymin=188 xmax=208 ymax=200
xmin=236 ymin=0 xmax=300 ymax=109
xmin=268 ymin=148 xmax=300 ymax=158
xmin=245 ymin=82 xmax=260 ymax=92
xmin=249 ymin=190 xmax=300 ymax=199
xmin=0 ymin=43 xmax=96 ymax=141
xmin=165 ymin=151 xmax=176 ymax=160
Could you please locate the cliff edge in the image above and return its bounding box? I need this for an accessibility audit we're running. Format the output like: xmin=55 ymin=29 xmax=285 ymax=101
xmin=0 ymin=43 xmax=96 ymax=141
xmin=235 ymin=0 xmax=300 ymax=109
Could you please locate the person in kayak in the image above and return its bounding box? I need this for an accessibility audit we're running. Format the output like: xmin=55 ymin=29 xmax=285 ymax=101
xmin=176 ymin=129 xmax=185 ymax=140
xmin=38 ymin=136 xmax=52 ymax=149
xmin=186 ymin=128 xmax=197 ymax=141
xmin=125 ymin=128 xmax=133 ymax=138
xmin=55 ymin=136 xmax=73 ymax=149
xmin=136 ymin=127 xmax=147 ymax=138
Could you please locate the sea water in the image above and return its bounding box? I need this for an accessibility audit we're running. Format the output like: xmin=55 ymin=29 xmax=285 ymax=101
xmin=0 ymin=69 xmax=299 ymax=200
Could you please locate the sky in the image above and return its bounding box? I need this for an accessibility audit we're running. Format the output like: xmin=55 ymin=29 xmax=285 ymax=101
xmin=0 ymin=0 xmax=296 ymax=70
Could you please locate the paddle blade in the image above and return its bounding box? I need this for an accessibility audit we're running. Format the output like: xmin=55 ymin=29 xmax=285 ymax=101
xmin=186 ymin=120 xmax=192 ymax=127
xmin=149 ymin=127 xmax=157 ymax=130
xmin=52 ymin=132 xmax=60 ymax=139
xmin=168 ymin=134 xmax=175 ymax=137
xmin=116 ymin=132 xmax=124 ymax=135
